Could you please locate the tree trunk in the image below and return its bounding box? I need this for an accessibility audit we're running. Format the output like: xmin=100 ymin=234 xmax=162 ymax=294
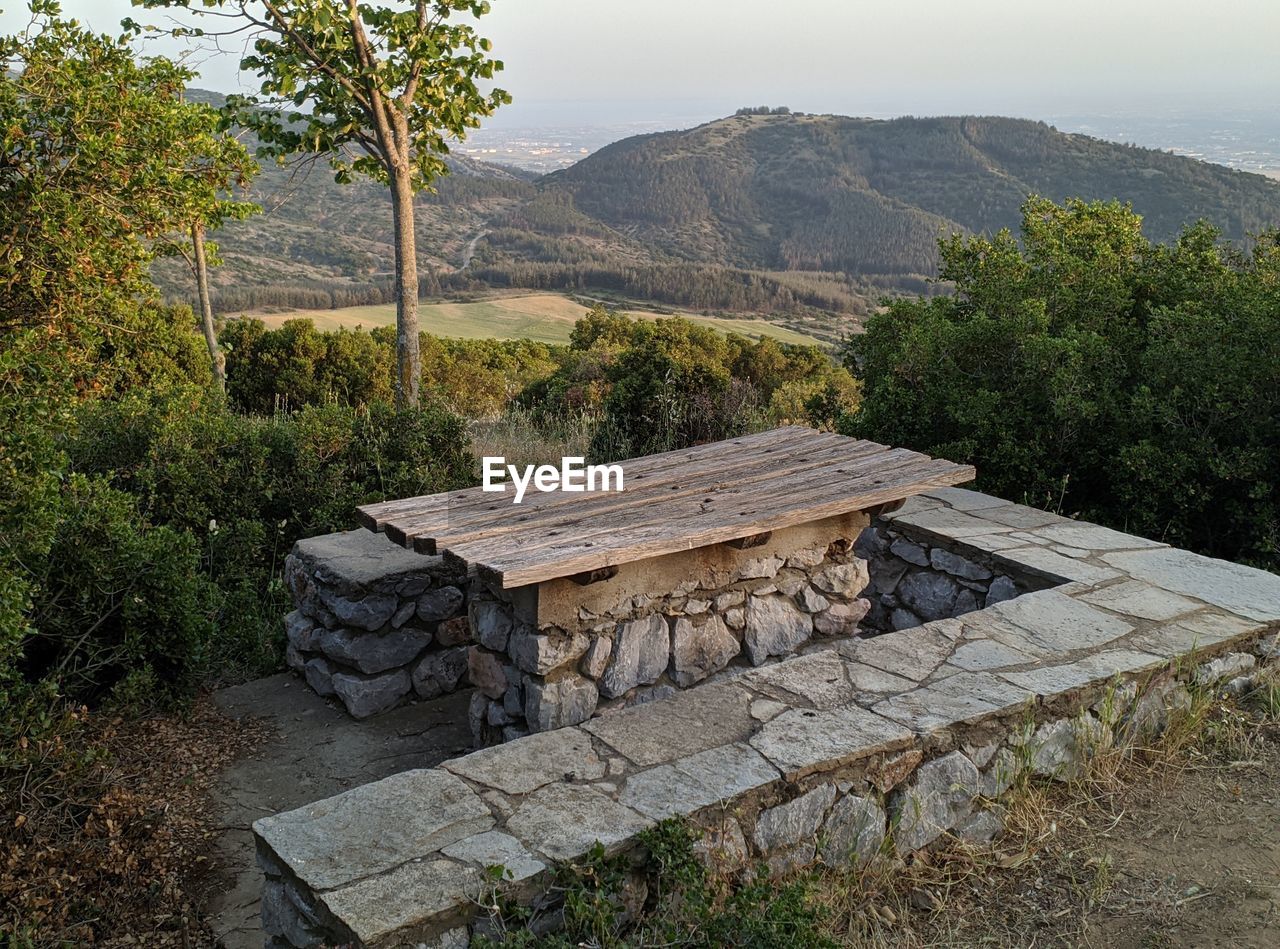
xmin=389 ymin=165 xmax=421 ymax=408
xmin=192 ymin=222 xmax=225 ymax=392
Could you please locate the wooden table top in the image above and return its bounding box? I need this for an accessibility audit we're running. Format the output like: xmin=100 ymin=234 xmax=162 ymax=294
xmin=357 ymin=426 xmax=974 ymax=589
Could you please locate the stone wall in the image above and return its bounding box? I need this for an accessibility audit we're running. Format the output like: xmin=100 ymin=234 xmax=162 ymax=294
xmin=465 ymin=512 xmax=873 ymax=745
xmin=855 ymin=518 xmax=1048 ymax=633
xmin=253 ymin=487 xmax=1280 ymax=947
xmin=283 ymin=530 xmax=470 ymax=718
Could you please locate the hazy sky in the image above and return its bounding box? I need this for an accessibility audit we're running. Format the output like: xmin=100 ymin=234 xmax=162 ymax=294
xmin=3 ymin=0 xmax=1278 ymax=126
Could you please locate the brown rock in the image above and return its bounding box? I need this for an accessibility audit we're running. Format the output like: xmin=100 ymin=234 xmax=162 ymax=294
xmin=867 ymin=748 xmax=923 ymax=793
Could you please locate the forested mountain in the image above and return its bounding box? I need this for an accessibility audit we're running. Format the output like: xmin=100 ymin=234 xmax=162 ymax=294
xmin=160 ymin=105 xmax=1280 ymax=319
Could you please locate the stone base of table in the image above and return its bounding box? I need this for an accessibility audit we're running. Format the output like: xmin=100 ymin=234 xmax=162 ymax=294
xmin=283 ymin=530 xmax=470 ymax=718
xmin=465 ymin=512 xmax=872 ymax=745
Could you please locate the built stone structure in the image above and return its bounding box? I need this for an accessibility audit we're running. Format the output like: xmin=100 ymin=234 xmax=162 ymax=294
xmin=256 ymin=487 xmax=1280 ymax=947
xmin=464 ymin=512 xmax=874 ymax=744
xmin=283 ymin=530 xmax=470 ymax=718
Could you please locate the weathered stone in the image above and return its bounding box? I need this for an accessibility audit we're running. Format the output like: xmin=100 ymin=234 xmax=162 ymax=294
xmin=820 ymin=794 xmax=886 ymax=867
xmin=984 ymin=575 xmax=1019 ymax=606
xmin=714 ymin=590 xmax=746 ymax=611
xmin=745 ymin=651 xmax=853 ymax=709
xmin=389 ymin=599 xmax=417 ymax=629
xmin=751 ymin=698 xmax=788 ymax=721
xmin=1123 ymin=678 xmax=1192 ymax=741
xmin=1258 ymin=633 xmax=1280 ymax=660
xmin=786 ymin=545 xmax=828 ymax=570
xmin=468 ymin=691 xmax=489 ymax=742
xmin=260 ymin=879 xmax=322 ymax=947
xmin=316 ymin=626 xmax=429 ymax=675
xmin=524 ymin=674 xmax=599 ymax=731
xmin=1019 ymin=717 xmax=1100 ymax=782
xmin=331 ymin=668 xmax=411 ymax=719
xmin=580 ymin=636 xmax=612 ymax=679
xmin=896 ymin=570 xmax=961 ymax=622
xmin=285 ymin=644 xmax=306 ymax=673
xmin=953 ymin=588 xmax=984 ymax=614
xmin=670 ymin=614 xmax=740 ymax=687
xmin=750 ymin=705 xmax=913 ymax=779
xmin=1079 ymin=579 xmax=1201 ymax=622
xmin=753 ymin=784 xmax=836 ymax=854
xmin=736 ymin=555 xmax=783 ymax=581
xmin=930 ymin=548 xmax=993 ymax=581
xmin=987 ymin=591 xmax=1133 ymax=657
xmin=442 ymin=830 xmax=545 ymax=882
xmin=979 ymin=748 xmax=1019 ymax=798
xmin=1035 ymin=522 xmax=1162 ymax=552
xmin=486 ymin=700 xmax=511 ymax=727
xmin=723 ymin=607 xmax=746 ymax=629
xmin=867 ymin=749 xmax=923 ymax=793
xmin=411 ymin=646 xmax=469 ymax=699
xmin=417 ymin=585 xmax=464 ymax=622
xmin=254 ymin=769 xmax=492 ymax=891
xmin=1001 ymin=546 xmax=1123 ymax=585
xmin=585 ymin=682 xmax=756 ymax=767
xmin=999 ymin=649 xmax=1162 ymax=696
xmin=319 ymin=858 xmax=481 ymax=946
xmin=692 ymin=818 xmax=749 ymax=871
xmin=872 ymin=687 xmax=1006 ymax=735
xmin=1194 ymin=652 xmax=1256 ymax=687
xmin=954 ymin=808 xmax=1004 ymax=843
xmin=506 ymin=784 xmax=652 ymax=861
xmin=435 ymin=615 xmax=471 ymax=647
xmin=949 ymin=638 xmax=1036 ymax=672
xmin=445 ymin=727 xmax=605 ymax=794
xmin=319 ymin=589 xmax=398 ymax=632
xmin=963 ymin=740 xmax=999 ymax=769
xmin=844 ymin=661 xmax=916 ymax=697
xmin=776 ymin=575 xmax=806 ymax=597
xmin=893 ymin=506 xmax=1017 ymax=540
xmin=813 ymin=598 xmax=871 ymax=636
xmin=620 ymin=743 xmax=779 ymax=820
xmin=600 ymin=614 xmax=669 ymax=698
xmin=890 ymin=751 xmax=979 ymax=853
xmin=285 ymin=610 xmax=321 ymax=652
xmin=870 ymin=558 xmax=910 ymax=596
xmin=889 ymin=607 xmax=923 ymax=631
xmin=510 ymin=627 xmax=591 ymax=677
xmin=685 ymin=597 xmax=711 ymax=615
xmin=795 ymin=585 xmax=830 ymax=613
xmin=468 ymin=647 xmax=510 ymax=699
xmin=890 ymin=537 xmax=930 ymax=566
xmin=631 ymin=683 xmax=676 ymax=706
xmin=303 ymin=657 xmax=337 ymax=697
xmin=839 ymin=624 xmax=955 ymax=682
xmin=744 ymin=595 xmax=813 ymax=665
xmin=468 ymin=599 xmax=512 ymax=651
xmin=812 ymin=560 xmax=870 ymax=597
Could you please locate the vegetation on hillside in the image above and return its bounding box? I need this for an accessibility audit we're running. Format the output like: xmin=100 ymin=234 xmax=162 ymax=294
xmin=843 ymin=196 xmax=1280 ymax=569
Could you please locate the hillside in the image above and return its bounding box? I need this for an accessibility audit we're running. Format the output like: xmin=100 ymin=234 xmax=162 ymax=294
xmin=158 ymin=106 xmax=1280 ymax=325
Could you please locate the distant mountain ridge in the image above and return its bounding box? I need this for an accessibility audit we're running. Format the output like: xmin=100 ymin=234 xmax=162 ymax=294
xmin=158 ymin=101 xmax=1280 ymax=323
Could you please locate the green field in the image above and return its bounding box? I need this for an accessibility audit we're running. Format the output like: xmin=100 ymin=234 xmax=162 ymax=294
xmin=248 ymin=292 xmax=824 ymax=346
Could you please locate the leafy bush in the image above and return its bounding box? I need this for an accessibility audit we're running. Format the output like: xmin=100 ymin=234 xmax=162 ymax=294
xmin=843 ymin=197 xmax=1280 ymax=567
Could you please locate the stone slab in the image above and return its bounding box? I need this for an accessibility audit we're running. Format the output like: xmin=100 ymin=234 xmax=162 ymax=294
xmin=1130 ymin=610 xmax=1259 ymax=657
xmin=994 ymin=546 xmax=1122 ymax=585
xmin=987 ymin=590 xmax=1134 ymax=657
xmin=294 ymin=529 xmax=442 ymax=588
xmin=620 ymin=743 xmax=780 ymax=820
xmin=871 ymin=688 xmax=1006 ymax=734
xmin=442 ymin=728 xmax=604 ymax=795
xmin=1031 ymin=522 xmax=1164 ymax=552
xmin=892 ymin=507 xmax=1016 ymax=540
xmin=749 ymin=705 xmax=913 ymax=778
xmin=1103 ymin=547 xmax=1280 ymax=623
xmin=253 ymin=769 xmax=492 ymax=892
xmin=506 ymin=785 xmax=652 ymax=861
xmin=583 ymin=682 xmax=756 ymax=767
xmin=948 ymin=638 xmax=1037 ymax=672
xmin=320 ymin=858 xmax=478 ymax=947
xmin=742 ymin=651 xmax=854 ymax=709
xmin=1079 ymin=579 xmax=1202 ymax=622
xmin=441 ymin=831 xmax=546 ymax=882
xmin=999 ymin=649 xmax=1164 ymax=696
xmin=838 ymin=624 xmax=956 ymax=682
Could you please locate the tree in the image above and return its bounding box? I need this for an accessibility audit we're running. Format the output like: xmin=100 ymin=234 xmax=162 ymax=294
xmin=131 ymin=0 xmax=510 ymax=407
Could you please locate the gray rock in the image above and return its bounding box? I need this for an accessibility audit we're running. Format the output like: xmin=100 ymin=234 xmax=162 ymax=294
xmin=1104 ymin=546 xmax=1280 ymax=622
xmin=417 ymin=585 xmax=464 ymax=622
xmin=795 ymin=585 xmax=830 ymax=613
xmin=670 ymin=614 xmax=740 ymax=687
xmin=787 ymin=545 xmax=828 ymax=570
xmin=929 ymin=548 xmax=993 ymax=581
xmin=1022 ymin=718 xmax=1090 ymax=781
xmin=979 ymin=747 xmax=1020 ymax=798
xmin=1194 ymin=652 xmax=1256 ymax=687
xmin=331 ymin=668 xmax=411 ymax=719
xmin=813 ymin=598 xmax=870 ymax=636
xmin=744 ymin=595 xmax=813 ymax=665
xmin=317 ymin=626 xmax=430 ymax=675
xmin=510 ymin=627 xmax=591 ymax=676
xmin=487 ymin=700 xmax=512 ymax=727
xmin=446 ymin=727 xmax=605 ymax=794
xmin=1255 ymin=633 xmax=1280 ymax=660
xmin=954 ymin=808 xmax=1004 ymax=843
xmin=714 ymin=590 xmax=746 ymax=611
xmin=889 ymin=607 xmax=923 ymax=631
xmin=746 ymin=651 xmax=853 ymax=709
xmin=891 ymin=751 xmax=979 ymax=853
xmin=750 ymin=705 xmax=913 ymax=780
xmin=692 ymin=819 xmax=749 ymax=871
xmin=723 ymin=607 xmax=746 ymax=629
xmin=469 ymin=599 xmax=512 ymax=651
xmin=468 ymin=647 xmax=510 ymax=699
xmin=890 ymin=537 xmax=930 ymax=566
xmin=812 ymin=561 xmax=870 ymax=597
xmin=303 ymin=656 xmax=337 ymax=697
xmin=685 ymin=598 xmax=711 ymax=615
xmin=953 ymin=588 xmax=983 ymax=614
xmin=820 ymin=794 xmax=886 ymax=867
xmin=630 ymin=683 xmax=677 ymax=706
xmin=896 ymin=571 xmax=961 ymax=622
xmin=318 ymin=590 xmax=398 ymax=632
xmin=776 ymin=575 xmax=806 ymax=597
xmin=580 ymin=636 xmax=613 ymax=679
xmin=442 ymin=830 xmax=546 ymax=883
xmin=468 ymin=691 xmax=489 ymax=743
xmin=753 ymin=784 xmax=837 ymax=855
xmin=600 ymin=614 xmax=669 ymax=698
xmin=260 ymin=879 xmax=322 ymax=946
xmin=620 ymin=743 xmax=779 ymax=820
xmin=737 ymin=555 xmax=783 ymax=581
xmin=985 ymin=575 xmax=1019 ymax=607
xmin=505 ymin=784 xmax=652 ymax=861
xmin=389 ymin=599 xmax=417 ymax=629
xmin=284 ymin=610 xmax=320 ymax=652
xmin=285 ymin=643 xmax=306 ymax=673
xmin=1122 ymin=678 xmax=1191 ymax=741
xmin=411 ymin=646 xmax=469 ymax=699
xmin=524 ymin=674 xmax=599 ymax=731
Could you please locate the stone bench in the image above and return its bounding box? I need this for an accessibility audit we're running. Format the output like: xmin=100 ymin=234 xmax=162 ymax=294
xmin=255 ymin=487 xmax=1280 ymax=947
xmin=357 ymin=427 xmax=974 ymax=743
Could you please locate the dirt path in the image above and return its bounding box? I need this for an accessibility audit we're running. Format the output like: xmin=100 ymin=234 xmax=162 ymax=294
xmin=201 ymin=675 xmax=474 ymax=948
